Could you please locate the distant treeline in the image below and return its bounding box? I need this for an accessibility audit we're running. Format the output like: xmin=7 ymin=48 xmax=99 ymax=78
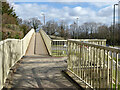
xmin=42 ymin=21 xmax=120 ymax=46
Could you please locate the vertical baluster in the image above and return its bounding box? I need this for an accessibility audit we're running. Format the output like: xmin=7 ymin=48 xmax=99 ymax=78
xmin=103 ymin=49 xmax=106 ymax=88
xmin=65 ymin=41 xmax=67 ymax=56
xmin=56 ymin=41 xmax=58 ymax=56
xmin=101 ymin=49 xmax=104 ymax=87
xmin=64 ymin=41 xmax=65 ymax=56
xmin=51 ymin=41 xmax=53 ymax=56
xmin=57 ymin=41 xmax=59 ymax=56
xmin=70 ymin=42 xmax=72 ymax=69
xmin=70 ymin=42 xmax=72 ymax=70
xmin=79 ymin=44 xmax=81 ymax=78
xmin=90 ymin=46 xmax=92 ymax=86
xmin=99 ymin=49 xmax=101 ymax=88
xmin=86 ymin=45 xmax=89 ymax=84
xmin=107 ymin=50 xmax=110 ymax=88
xmin=75 ymin=43 xmax=77 ymax=74
xmin=93 ymin=47 xmax=95 ymax=88
xmin=71 ymin=42 xmax=73 ymax=71
xmin=115 ymin=53 xmax=118 ymax=89
xmin=59 ymin=41 xmax=61 ymax=56
xmin=67 ymin=41 xmax=70 ymax=69
xmin=85 ymin=45 xmax=87 ymax=83
xmin=96 ymin=48 xmax=98 ymax=88
xmin=73 ymin=42 xmax=75 ymax=72
xmin=111 ymin=51 xmax=113 ymax=89
xmin=81 ymin=44 xmax=83 ymax=79
xmin=79 ymin=45 xmax=82 ymax=78
xmin=77 ymin=43 xmax=79 ymax=75
xmin=87 ymin=46 xmax=89 ymax=85
xmin=58 ymin=41 xmax=60 ymax=56
xmin=83 ymin=45 xmax=85 ymax=80
xmin=62 ymin=41 xmax=63 ymax=56
xmin=91 ymin=46 xmax=94 ymax=87
xmin=74 ymin=42 xmax=76 ymax=73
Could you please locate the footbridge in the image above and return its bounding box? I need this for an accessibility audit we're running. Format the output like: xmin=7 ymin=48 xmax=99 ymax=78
xmin=0 ymin=29 xmax=120 ymax=89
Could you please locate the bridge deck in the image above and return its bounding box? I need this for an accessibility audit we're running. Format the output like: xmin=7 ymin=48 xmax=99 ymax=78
xmin=26 ymin=32 xmax=48 ymax=55
xmin=4 ymin=33 xmax=76 ymax=89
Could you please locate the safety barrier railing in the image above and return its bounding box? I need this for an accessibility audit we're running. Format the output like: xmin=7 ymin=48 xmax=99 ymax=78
xmin=70 ymin=39 xmax=106 ymax=46
xmin=52 ymin=40 xmax=67 ymax=56
xmin=51 ymin=39 xmax=106 ymax=57
xmin=67 ymin=39 xmax=120 ymax=89
xmin=0 ymin=29 xmax=35 ymax=90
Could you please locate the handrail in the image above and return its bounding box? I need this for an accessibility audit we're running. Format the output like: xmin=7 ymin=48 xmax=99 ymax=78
xmin=51 ymin=40 xmax=67 ymax=56
xmin=69 ymin=39 xmax=106 ymax=42
xmin=52 ymin=40 xmax=67 ymax=42
xmin=0 ymin=29 xmax=35 ymax=90
xmin=67 ymin=39 xmax=120 ymax=89
xmin=68 ymin=39 xmax=120 ymax=53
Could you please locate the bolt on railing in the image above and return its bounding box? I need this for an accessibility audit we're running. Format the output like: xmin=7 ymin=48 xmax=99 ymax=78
xmin=67 ymin=39 xmax=120 ymax=89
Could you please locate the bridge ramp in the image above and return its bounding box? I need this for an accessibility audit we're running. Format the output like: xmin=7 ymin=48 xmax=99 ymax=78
xmin=26 ymin=32 xmax=48 ymax=55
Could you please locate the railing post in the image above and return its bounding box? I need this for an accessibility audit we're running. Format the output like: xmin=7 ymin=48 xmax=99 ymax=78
xmin=111 ymin=52 xmax=113 ymax=88
xmin=115 ymin=53 xmax=118 ymax=89
xmin=68 ymin=41 xmax=70 ymax=69
xmin=107 ymin=50 xmax=110 ymax=88
xmin=99 ymin=48 xmax=102 ymax=88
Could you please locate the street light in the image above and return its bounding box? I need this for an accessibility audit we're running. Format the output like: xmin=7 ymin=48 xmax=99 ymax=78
xmin=113 ymin=4 xmax=118 ymax=47
xmin=42 ymin=14 xmax=45 ymax=26
xmin=76 ymin=17 xmax=79 ymax=39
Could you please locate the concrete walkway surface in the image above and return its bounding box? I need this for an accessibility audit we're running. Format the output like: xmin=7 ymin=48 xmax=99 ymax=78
xmin=4 ymin=33 xmax=76 ymax=89
xmin=7 ymin=56 xmax=76 ymax=89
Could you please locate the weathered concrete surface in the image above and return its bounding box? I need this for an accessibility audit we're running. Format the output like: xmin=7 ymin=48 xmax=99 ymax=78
xmin=0 ymin=29 xmax=35 ymax=90
xmin=35 ymin=33 xmax=48 ymax=55
xmin=25 ymin=33 xmax=35 ymax=55
xmin=8 ymin=56 xmax=76 ymax=89
xmin=40 ymin=30 xmax=52 ymax=55
xmin=3 ymin=32 xmax=76 ymax=89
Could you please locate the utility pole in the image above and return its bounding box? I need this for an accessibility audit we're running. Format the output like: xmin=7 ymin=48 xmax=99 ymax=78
xmin=42 ymin=14 xmax=45 ymax=26
xmin=113 ymin=4 xmax=118 ymax=47
xmin=118 ymin=1 xmax=120 ymax=46
xmin=76 ymin=17 xmax=79 ymax=39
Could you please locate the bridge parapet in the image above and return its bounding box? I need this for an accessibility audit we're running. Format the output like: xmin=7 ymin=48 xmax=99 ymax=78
xmin=0 ymin=29 xmax=35 ymax=90
xmin=39 ymin=29 xmax=52 ymax=55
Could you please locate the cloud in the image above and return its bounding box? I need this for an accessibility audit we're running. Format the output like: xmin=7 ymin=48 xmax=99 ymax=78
xmin=97 ymin=6 xmax=113 ymax=17
xmin=9 ymin=0 xmax=118 ymax=2
xmin=12 ymin=2 xmax=116 ymax=26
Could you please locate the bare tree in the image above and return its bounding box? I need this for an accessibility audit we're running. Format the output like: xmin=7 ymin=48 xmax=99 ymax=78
xmin=45 ymin=20 xmax=58 ymax=35
xmin=29 ymin=17 xmax=42 ymax=31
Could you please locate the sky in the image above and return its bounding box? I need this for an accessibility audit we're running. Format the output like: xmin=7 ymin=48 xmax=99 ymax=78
xmin=7 ymin=0 xmax=120 ymax=26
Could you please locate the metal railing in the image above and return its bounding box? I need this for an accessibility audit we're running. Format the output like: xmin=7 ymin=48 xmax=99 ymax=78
xmin=52 ymin=40 xmax=67 ymax=56
xmin=51 ymin=39 xmax=106 ymax=57
xmin=67 ymin=39 xmax=120 ymax=89
xmin=70 ymin=39 xmax=106 ymax=46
